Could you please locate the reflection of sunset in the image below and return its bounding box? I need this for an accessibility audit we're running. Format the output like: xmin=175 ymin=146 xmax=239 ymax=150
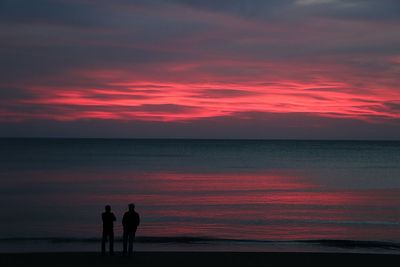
xmin=84 ymin=171 xmax=399 ymax=208
xmin=2 ymin=161 xmax=399 ymax=242
xmin=75 ymin=171 xmax=398 ymax=241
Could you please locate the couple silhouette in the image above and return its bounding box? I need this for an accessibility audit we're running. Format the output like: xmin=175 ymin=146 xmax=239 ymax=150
xmin=101 ymin=203 xmax=140 ymax=256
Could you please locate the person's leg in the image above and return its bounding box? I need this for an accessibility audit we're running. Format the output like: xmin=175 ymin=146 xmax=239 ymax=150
xmin=123 ymin=230 xmax=128 ymax=255
xmin=128 ymin=232 xmax=134 ymax=255
xmin=109 ymin=231 xmax=114 ymax=255
xmin=101 ymin=231 xmax=107 ymax=255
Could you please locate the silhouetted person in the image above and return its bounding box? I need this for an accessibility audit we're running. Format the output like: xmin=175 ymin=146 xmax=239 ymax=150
xmin=122 ymin=203 xmax=140 ymax=256
xmin=101 ymin=205 xmax=116 ymax=256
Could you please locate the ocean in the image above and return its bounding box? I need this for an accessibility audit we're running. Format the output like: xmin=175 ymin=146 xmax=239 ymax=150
xmin=0 ymin=139 xmax=399 ymax=254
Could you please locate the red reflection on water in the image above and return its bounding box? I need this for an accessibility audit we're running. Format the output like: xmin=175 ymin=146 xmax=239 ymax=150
xmin=82 ymin=171 xmax=400 ymax=241
xmin=5 ymin=169 xmax=399 ymax=241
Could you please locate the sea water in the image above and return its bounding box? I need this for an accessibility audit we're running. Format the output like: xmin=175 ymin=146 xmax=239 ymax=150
xmin=0 ymin=139 xmax=399 ymax=253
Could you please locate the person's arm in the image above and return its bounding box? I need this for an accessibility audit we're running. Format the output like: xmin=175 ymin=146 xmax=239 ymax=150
xmin=136 ymin=213 xmax=140 ymax=226
xmin=112 ymin=213 xmax=116 ymax=221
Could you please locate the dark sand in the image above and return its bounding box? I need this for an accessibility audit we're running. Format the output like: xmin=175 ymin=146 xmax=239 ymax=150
xmin=1 ymin=252 xmax=399 ymax=267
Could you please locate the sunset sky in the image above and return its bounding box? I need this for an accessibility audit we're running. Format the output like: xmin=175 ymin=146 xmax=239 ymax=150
xmin=1 ymin=0 xmax=399 ymax=139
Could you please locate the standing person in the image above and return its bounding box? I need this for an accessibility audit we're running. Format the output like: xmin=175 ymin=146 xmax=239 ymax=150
xmin=122 ymin=203 xmax=140 ymax=256
xmin=101 ymin=205 xmax=116 ymax=256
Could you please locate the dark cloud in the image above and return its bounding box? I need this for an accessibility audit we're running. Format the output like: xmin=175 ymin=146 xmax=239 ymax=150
xmin=0 ymin=87 xmax=33 ymax=100
xmin=383 ymin=101 xmax=400 ymax=112
xmin=166 ymin=0 xmax=400 ymax=22
xmin=1 ymin=0 xmax=399 ymax=83
xmin=135 ymin=104 xmax=200 ymax=113
xmin=86 ymin=93 xmax=153 ymax=101
xmin=0 ymin=102 xmax=202 ymax=122
xmin=1 ymin=112 xmax=399 ymax=139
xmin=295 ymin=0 xmax=400 ymax=21
xmin=166 ymin=0 xmax=289 ymax=20
xmin=0 ymin=0 xmax=110 ymax=27
xmin=195 ymin=89 xmax=262 ymax=98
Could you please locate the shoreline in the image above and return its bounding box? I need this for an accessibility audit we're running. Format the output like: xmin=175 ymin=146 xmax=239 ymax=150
xmin=1 ymin=237 xmax=400 ymax=255
xmin=2 ymin=237 xmax=400 ymax=255
xmin=1 ymin=251 xmax=399 ymax=267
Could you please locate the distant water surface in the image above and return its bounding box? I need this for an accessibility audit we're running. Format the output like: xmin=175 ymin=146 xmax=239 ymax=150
xmin=0 ymin=139 xmax=399 ymax=253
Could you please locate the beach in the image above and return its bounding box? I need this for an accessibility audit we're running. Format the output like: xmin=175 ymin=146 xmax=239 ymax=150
xmin=1 ymin=251 xmax=399 ymax=267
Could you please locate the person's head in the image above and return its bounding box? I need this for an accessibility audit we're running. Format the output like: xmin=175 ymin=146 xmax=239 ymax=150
xmin=128 ymin=203 xmax=135 ymax=212
xmin=105 ymin=205 xmax=111 ymax=212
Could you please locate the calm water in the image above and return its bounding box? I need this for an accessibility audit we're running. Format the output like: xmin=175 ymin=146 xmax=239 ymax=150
xmin=0 ymin=139 xmax=399 ymax=253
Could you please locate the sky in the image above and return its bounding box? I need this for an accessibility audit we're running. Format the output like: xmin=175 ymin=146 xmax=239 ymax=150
xmin=0 ymin=0 xmax=399 ymax=139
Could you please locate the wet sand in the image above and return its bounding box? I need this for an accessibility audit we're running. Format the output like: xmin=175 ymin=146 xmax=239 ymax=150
xmin=0 ymin=251 xmax=399 ymax=267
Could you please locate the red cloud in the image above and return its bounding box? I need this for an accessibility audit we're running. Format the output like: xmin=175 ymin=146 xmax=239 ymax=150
xmin=8 ymin=71 xmax=397 ymax=123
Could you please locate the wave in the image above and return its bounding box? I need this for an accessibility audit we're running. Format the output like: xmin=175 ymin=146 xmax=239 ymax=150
xmin=1 ymin=237 xmax=399 ymax=250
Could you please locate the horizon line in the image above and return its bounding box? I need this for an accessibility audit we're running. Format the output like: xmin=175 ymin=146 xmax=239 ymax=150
xmin=1 ymin=137 xmax=400 ymax=142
